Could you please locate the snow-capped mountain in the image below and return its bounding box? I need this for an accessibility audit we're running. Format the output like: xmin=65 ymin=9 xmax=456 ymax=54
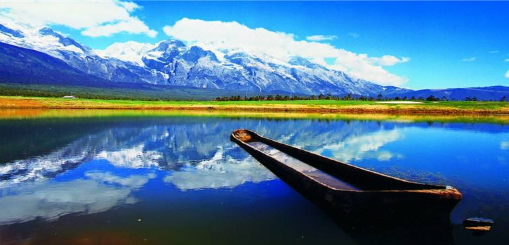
xmin=0 ymin=22 xmax=167 ymax=85
xmin=0 ymin=22 xmax=402 ymax=95
xmin=95 ymin=41 xmax=156 ymax=66
xmin=0 ymin=23 xmax=89 ymax=58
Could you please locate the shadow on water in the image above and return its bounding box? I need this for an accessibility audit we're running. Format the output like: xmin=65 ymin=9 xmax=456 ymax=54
xmin=298 ymin=189 xmax=457 ymax=245
xmin=296 ymin=178 xmax=457 ymax=245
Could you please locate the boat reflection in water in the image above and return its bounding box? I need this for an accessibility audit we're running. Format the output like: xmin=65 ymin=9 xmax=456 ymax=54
xmin=231 ymin=129 xmax=462 ymax=244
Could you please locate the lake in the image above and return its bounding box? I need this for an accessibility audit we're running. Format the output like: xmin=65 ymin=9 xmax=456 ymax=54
xmin=0 ymin=110 xmax=508 ymax=245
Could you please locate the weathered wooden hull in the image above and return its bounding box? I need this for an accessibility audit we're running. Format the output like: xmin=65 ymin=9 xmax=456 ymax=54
xmin=231 ymin=129 xmax=462 ymax=225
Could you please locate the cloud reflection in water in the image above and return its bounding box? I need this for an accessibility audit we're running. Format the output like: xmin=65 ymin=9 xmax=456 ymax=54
xmin=0 ymin=171 xmax=154 ymax=225
xmin=164 ymin=147 xmax=275 ymax=191
xmin=317 ymin=129 xmax=403 ymax=162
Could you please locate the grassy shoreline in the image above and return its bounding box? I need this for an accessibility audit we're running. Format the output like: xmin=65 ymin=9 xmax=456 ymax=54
xmin=1 ymin=108 xmax=509 ymax=124
xmin=1 ymin=96 xmax=509 ymax=115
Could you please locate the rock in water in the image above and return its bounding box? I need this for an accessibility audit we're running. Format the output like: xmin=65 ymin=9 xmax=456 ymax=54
xmin=463 ymin=217 xmax=493 ymax=233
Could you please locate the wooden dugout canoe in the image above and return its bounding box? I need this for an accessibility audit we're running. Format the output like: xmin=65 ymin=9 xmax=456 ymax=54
xmin=231 ymin=129 xmax=462 ymax=225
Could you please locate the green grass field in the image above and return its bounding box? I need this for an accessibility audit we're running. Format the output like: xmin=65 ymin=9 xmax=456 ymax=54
xmin=1 ymin=96 xmax=508 ymax=114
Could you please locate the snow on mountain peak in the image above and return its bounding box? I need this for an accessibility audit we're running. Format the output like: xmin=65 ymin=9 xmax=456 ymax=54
xmin=0 ymin=20 xmax=90 ymax=58
xmin=0 ymin=24 xmax=392 ymax=96
xmin=96 ymin=41 xmax=156 ymax=66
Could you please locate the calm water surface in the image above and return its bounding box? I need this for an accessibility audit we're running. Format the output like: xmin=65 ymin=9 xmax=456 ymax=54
xmin=0 ymin=113 xmax=508 ymax=244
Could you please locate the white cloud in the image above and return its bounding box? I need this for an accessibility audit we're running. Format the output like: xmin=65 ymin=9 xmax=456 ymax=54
xmin=504 ymin=59 xmax=509 ymax=62
xmin=82 ymin=18 xmax=157 ymax=38
xmin=0 ymin=0 xmax=156 ymax=37
xmin=118 ymin=0 xmax=139 ymax=12
xmin=505 ymin=71 xmax=509 ymax=79
xmin=489 ymin=50 xmax=499 ymax=54
xmin=348 ymin=32 xmax=360 ymax=38
xmin=461 ymin=57 xmax=477 ymax=62
xmin=306 ymin=35 xmax=337 ymax=41
xmin=369 ymin=55 xmax=410 ymax=66
xmin=163 ymin=18 xmax=408 ymax=86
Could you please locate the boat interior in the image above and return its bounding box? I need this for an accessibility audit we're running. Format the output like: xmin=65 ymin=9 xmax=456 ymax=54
xmin=249 ymin=141 xmax=361 ymax=191
xmin=233 ymin=129 xmax=448 ymax=192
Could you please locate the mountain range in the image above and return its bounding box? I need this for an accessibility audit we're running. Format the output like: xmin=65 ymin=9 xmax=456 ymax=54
xmin=0 ymin=22 xmax=508 ymax=100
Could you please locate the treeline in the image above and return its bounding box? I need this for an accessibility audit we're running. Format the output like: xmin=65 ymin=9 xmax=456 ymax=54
xmin=215 ymin=93 xmax=509 ymax=102
xmin=0 ymin=83 xmax=228 ymax=101
xmin=216 ymin=93 xmax=367 ymax=101
xmin=0 ymin=85 xmax=168 ymax=100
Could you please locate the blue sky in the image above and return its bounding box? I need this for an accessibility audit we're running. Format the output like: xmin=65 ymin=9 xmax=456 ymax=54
xmin=3 ymin=1 xmax=509 ymax=89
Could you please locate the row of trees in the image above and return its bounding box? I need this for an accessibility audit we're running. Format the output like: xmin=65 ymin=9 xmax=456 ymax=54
xmin=214 ymin=94 xmax=508 ymax=102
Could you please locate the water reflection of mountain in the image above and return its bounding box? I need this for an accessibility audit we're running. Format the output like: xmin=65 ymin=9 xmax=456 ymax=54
xmin=0 ymin=118 xmax=123 ymax=164
xmin=3 ymin=117 xmax=508 ymax=188
xmin=0 ymin=117 xmax=403 ymax=187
